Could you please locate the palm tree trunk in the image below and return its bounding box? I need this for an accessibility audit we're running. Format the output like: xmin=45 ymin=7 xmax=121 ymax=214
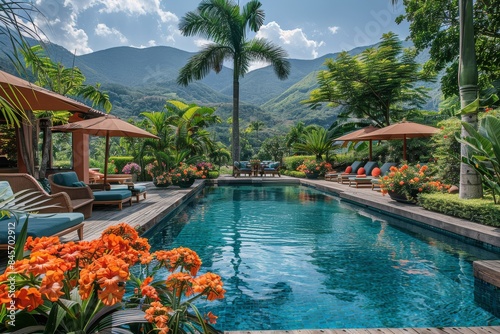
xmin=232 ymin=76 xmax=240 ymax=163
xmin=458 ymin=0 xmax=482 ymax=199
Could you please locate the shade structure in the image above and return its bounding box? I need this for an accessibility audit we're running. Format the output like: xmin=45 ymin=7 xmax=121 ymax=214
xmin=334 ymin=125 xmax=379 ymax=160
xmin=52 ymin=115 xmax=159 ymax=185
xmin=0 ymin=69 xmax=101 ymax=113
xmin=357 ymin=121 xmax=440 ymax=160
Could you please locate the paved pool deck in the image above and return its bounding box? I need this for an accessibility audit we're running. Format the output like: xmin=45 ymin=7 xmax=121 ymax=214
xmin=59 ymin=175 xmax=500 ymax=334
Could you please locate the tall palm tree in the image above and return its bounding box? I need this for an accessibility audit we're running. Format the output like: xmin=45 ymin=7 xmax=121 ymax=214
xmin=391 ymin=0 xmax=482 ymax=199
xmin=177 ymin=0 xmax=291 ymax=163
xmin=249 ymin=120 xmax=265 ymax=141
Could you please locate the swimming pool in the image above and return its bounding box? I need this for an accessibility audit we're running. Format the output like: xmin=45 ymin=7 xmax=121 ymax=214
xmin=144 ymin=185 xmax=500 ymax=330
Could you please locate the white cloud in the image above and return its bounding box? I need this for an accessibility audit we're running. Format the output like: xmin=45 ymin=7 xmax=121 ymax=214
xmin=194 ymin=38 xmax=211 ymax=48
xmin=328 ymin=26 xmax=340 ymax=34
xmin=95 ymin=23 xmax=128 ymax=43
xmin=34 ymin=0 xmax=93 ymax=55
xmin=256 ymin=21 xmax=324 ymax=59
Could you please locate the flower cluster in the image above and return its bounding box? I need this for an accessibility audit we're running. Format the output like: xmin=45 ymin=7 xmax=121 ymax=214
xmin=0 ymin=222 xmax=225 ymax=333
xmin=296 ymin=159 xmax=332 ymax=176
xmin=122 ymin=162 xmax=141 ymax=175
xmin=379 ymin=164 xmax=449 ymax=201
xmin=146 ymin=160 xmax=171 ymax=185
xmin=195 ymin=162 xmax=215 ymax=179
xmin=170 ymin=163 xmax=199 ymax=183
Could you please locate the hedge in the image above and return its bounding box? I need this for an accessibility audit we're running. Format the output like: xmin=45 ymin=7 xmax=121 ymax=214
xmin=418 ymin=193 xmax=500 ymax=227
xmin=283 ymin=155 xmax=316 ymax=171
xmin=281 ymin=170 xmax=306 ymax=178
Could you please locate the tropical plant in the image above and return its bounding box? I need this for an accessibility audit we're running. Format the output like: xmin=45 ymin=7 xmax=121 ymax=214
xmin=177 ymin=0 xmax=291 ymax=163
xmin=0 ymin=0 xmax=42 ymax=126
xmin=0 ymin=222 xmax=225 ymax=333
xmin=208 ymin=142 xmax=231 ymax=170
xmin=379 ymin=164 xmax=449 ymax=201
xmin=293 ymin=127 xmax=337 ymax=161
xmin=303 ymin=32 xmax=432 ymax=128
xmin=458 ymin=115 xmax=500 ymax=203
xmin=248 ymin=120 xmax=265 ymax=142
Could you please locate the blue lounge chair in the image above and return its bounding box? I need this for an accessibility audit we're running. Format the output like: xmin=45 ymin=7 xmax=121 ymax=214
xmin=233 ymin=161 xmax=252 ymax=177
xmin=347 ymin=161 xmax=380 ymax=188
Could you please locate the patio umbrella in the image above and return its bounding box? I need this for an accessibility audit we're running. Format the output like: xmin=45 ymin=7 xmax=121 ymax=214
xmin=334 ymin=125 xmax=379 ymax=160
xmin=0 ymin=69 xmax=101 ymax=113
xmin=52 ymin=115 xmax=159 ymax=185
xmin=357 ymin=121 xmax=440 ymax=160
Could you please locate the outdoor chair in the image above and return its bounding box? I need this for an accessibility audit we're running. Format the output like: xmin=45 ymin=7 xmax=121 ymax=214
xmin=107 ymin=183 xmax=147 ymax=203
xmin=233 ymin=161 xmax=252 ymax=177
xmin=370 ymin=162 xmax=398 ymax=190
xmin=0 ymin=212 xmax=85 ymax=250
xmin=0 ymin=173 xmax=75 ymax=214
xmin=348 ymin=162 xmax=380 ymax=188
xmin=260 ymin=162 xmax=281 ymax=177
xmin=325 ymin=161 xmax=364 ymax=182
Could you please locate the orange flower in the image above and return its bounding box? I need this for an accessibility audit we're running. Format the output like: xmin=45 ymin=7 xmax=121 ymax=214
xmin=39 ymin=270 xmax=65 ymax=301
xmin=166 ymin=272 xmax=194 ymax=296
xmin=25 ymin=236 xmax=61 ymax=253
xmin=145 ymin=301 xmax=172 ymax=332
xmin=155 ymin=247 xmax=202 ymax=275
xmin=14 ymin=287 xmax=43 ymax=311
xmin=399 ymin=181 xmax=404 ymax=186
xmin=193 ymin=273 xmax=225 ymax=301
xmin=205 ymin=311 xmax=218 ymax=324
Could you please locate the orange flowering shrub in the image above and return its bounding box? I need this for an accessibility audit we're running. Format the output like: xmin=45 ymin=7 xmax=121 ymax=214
xmin=0 ymin=222 xmax=224 ymax=334
xmin=296 ymin=159 xmax=333 ymax=176
xmin=169 ymin=162 xmax=199 ymax=184
xmin=379 ymin=164 xmax=450 ymax=201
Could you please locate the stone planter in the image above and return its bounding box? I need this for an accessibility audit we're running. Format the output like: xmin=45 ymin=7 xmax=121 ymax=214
xmin=174 ymin=178 xmax=196 ymax=188
xmin=388 ymin=190 xmax=417 ymax=204
xmin=153 ymin=179 xmax=171 ymax=188
xmin=305 ymin=172 xmax=319 ymax=179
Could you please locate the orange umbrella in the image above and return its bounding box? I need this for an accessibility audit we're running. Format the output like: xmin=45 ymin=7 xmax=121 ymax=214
xmin=0 ymin=69 xmax=101 ymax=113
xmin=334 ymin=125 xmax=379 ymax=160
xmin=52 ymin=115 xmax=159 ymax=185
xmin=357 ymin=121 xmax=439 ymax=160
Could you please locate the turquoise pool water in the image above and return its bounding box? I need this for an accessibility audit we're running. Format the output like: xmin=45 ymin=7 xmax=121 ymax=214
xmin=145 ymin=185 xmax=500 ymax=330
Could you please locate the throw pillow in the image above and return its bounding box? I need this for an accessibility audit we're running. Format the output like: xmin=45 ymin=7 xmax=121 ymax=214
xmin=345 ymin=166 xmax=352 ymax=173
xmin=357 ymin=167 xmax=365 ymax=175
xmin=371 ymin=167 xmax=381 ymax=177
xmin=72 ymin=181 xmax=87 ymax=187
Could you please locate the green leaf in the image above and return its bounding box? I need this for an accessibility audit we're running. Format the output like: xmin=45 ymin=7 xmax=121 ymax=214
xmin=456 ymin=98 xmax=480 ymax=115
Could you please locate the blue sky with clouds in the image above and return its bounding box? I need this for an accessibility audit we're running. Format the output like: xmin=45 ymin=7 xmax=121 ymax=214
xmin=33 ymin=0 xmax=410 ymax=60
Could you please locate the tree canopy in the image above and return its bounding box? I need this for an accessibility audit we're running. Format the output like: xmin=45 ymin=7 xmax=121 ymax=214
xmin=304 ymin=32 xmax=433 ymax=128
xmin=396 ymin=0 xmax=500 ymax=97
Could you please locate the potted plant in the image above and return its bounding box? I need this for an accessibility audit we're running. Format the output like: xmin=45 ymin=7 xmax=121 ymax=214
xmin=145 ymin=160 xmax=171 ymax=187
xmin=379 ymin=164 xmax=449 ymax=203
xmin=122 ymin=162 xmax=142 ymax=182
xmin=170 ymin=163 xmax=199 ymax=188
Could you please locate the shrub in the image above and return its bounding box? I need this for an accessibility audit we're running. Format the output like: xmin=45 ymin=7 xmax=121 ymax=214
xmin=419 ymin=193 xmax=500 ymax=226
xmin=109 ymin=156 xmax=134 ymax=174
xmin=430 ymin=117 xmax=461 ymax=186
xmin=282 ymin=170 xmax=306 ymax=178
xmin=296 ymin=159 xmax=332 ymax=176
xmin=283 ymin=155 xmax=316 ymax=171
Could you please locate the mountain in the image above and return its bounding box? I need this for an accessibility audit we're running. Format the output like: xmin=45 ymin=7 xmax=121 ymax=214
xmin=0 ymin=36 xmax=438 ymax=140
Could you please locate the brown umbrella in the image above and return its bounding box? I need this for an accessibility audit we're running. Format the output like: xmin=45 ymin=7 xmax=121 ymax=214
xmin=357 ymin=121 xmax=439 ymax=160
xmin=334 ymin=125 xmax=379 ymax=160
xmin=52 ymin=115 xmax=159 ymax=185
xmin=0 ymin=69 xmax=101 ymax=113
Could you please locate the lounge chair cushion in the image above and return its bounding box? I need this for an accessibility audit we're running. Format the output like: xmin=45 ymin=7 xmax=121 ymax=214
xmin=52 ymin=172 xmax=80 ymax=187
xmin=372 ymin=167 xmax=381 ymax=177
xmin=357 ymin=168 xmax=365 ymax=175
xmin=93 ymin=190 xmax=132 ymax=201
xmin=234 ymin=161 xmax=240 ymax=168
xmin=72 ymin=181 xmax=87 ymax=187
xmin=0 ymin=181 xmax=13 ymax=201
xmin=109 ymin=185 xmax=146 ymax=193
xmin=0 ymin=212 xmax=84 ymax=244
xmin=268 ymin=162 xmax=279 ymax=169
xmin=345 ymin=166 xmax=352 ymax=173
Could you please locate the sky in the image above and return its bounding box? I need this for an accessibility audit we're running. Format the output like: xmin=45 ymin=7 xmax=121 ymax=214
xmin=32 ymin=0 xmax=410 ymax=61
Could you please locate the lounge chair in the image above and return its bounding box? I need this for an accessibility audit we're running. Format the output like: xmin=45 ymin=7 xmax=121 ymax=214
xmin=49 ymin=172 xmax=132 ymax=213
xmin=370 ymin=162 xmax=398 ymax=190
xmin=348 ymin=162 xmax=380 ymax=188
xmin=0 ymin=173 xmax=75 ymax=214
xmin=0 ymin=212 xmax=85 ymax=250
xmin=260 ymin=162 xmax=281 ymax=177
xmin=325 ymin=161 xmax=364 ymax=182
xmin=233 ymin=161 xmax=252 ymax=177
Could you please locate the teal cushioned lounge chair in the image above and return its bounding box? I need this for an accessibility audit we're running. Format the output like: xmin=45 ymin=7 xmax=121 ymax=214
xmin=347 ymin=161 xmax=380 ymax=188
xmin=0 ymin=212 xmax=84 ymax=250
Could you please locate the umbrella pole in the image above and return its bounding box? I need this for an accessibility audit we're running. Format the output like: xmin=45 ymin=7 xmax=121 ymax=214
xmin=403 ymin=135 xmax=407 ymax=161
xmin=369 ymin=140 xmax=373 ymax=161
xmin=103 ymin=134 xmax=110 ymax=188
